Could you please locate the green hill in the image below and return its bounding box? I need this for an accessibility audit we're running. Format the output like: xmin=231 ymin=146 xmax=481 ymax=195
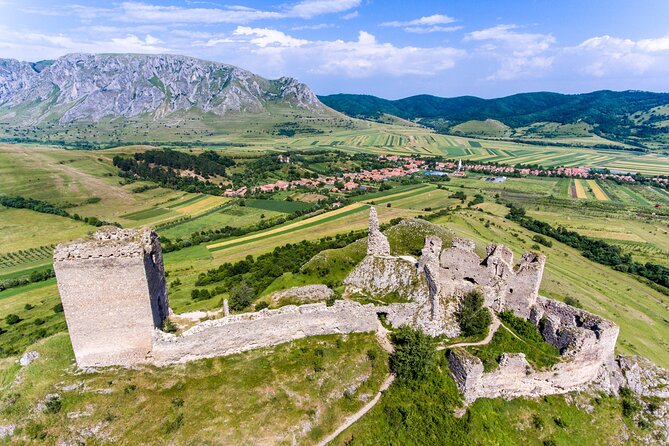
xmin=319 ymin=90 xmax=669 ymax=147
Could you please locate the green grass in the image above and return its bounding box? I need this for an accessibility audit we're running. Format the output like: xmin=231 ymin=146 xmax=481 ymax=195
xmin=120 ymin=206 xmax=171 ymax=220
xmin=0 ymin=331 xmax=389 ymax=445
xmin=332 ymin=351 xmax=638 ymax=445
xmin=467 ymin=324 xmax=561 ymax=372
xmin=245 ymin=198 xmax=312 ymax=213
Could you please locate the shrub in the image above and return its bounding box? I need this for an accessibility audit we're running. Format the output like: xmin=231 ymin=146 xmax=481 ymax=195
xmin=564 ymin=296 xmax=582 ymax=308
xmin=532 ymin=234 xmax=553 ymax=247
xmin=229 ymin=282 xmax=255 ymax=311
xmin=255 ymin=301 xmax=269 ymax=311
xmin=458 ymin=290 xmax=492 ymax=337
xmin=43 ymin=395 xmax=62 ymax=414
xmin=24 ymin=303 xmax=34 ymax=311
xmin=5 ymin=314 xmax=20 ymax=325
xmin=389 ymin=326 xmax=436 ymax=381
xmin=162 ymin=318 xmax=177 ymax=334
xmin=53 ymin=303 xmax=64 ymax=313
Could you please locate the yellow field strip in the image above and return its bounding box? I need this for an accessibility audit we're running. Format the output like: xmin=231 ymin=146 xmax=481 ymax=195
xmin=587 ymin=180 xmax=609 ymax=201
xmin=574 ymin=179 xmax=588 ymax=199
xmin=207 ymin=202 xmax=366 ymax=250
xmin=176 ymin=196 xmax=229 ymax=215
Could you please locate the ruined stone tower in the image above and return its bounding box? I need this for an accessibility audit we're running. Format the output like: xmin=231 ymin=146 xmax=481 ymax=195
xmin=53 ymin=227 xmax=169 ymax=367
xmin=367 ymin=206 xmax=390 ymax=256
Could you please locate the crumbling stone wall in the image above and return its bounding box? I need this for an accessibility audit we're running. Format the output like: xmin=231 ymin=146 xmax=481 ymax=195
xmin=440 ymin=239 xmax=545 ymax=318
xmin=448 ymin=297 xmax=619 ymax=404
xmin=53 ymin=227 xmax=169 ymax=367
xmin=151 ymin=300 xmax=378 ymax=365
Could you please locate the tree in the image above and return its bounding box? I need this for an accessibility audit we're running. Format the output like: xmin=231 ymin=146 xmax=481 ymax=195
xmin=458 ymin=289 xmax=492 ymax=337
xmin=389 ymin=326 xmax=436 ymax=381
xmin=5 ymin=314 xmax=21 ymax=325
xmin=229 ymin=282 xmax=255 ymax=311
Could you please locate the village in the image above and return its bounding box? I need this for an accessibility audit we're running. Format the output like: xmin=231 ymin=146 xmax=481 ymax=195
xmin=223 ymin=153 xmax=667 ymax=198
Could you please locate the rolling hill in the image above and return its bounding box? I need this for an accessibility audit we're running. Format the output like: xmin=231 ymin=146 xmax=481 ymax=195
xmin=319 ymin=91 xmax=669 ymax=148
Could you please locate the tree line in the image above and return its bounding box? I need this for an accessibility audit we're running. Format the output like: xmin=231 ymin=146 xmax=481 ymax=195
xmin=0 ymin=196 xmax=118 ymax=228
xmin=506 ymin=203 xmax=669 ymax=292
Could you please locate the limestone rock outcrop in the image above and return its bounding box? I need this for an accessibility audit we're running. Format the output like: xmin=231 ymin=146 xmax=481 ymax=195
xmin=366 ymin=207 xmax=390 ymax=256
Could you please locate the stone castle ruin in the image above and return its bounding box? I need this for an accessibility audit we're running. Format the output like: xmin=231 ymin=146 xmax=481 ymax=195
xmin=53 ymin=208 xmax=622 ymax=405
xmin=53 ymin=228 xmax=169 ymax=367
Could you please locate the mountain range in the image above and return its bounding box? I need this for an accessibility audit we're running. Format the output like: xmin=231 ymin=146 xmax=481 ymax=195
xmin=319 ymin=91 xmax=669 ymax=147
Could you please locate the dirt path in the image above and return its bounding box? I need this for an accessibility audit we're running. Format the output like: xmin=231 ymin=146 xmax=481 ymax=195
xmin=317 ymin=323 xmax=395 ymax=446
xmin=317 ymin=374 xmax=395 ymax=446
xmin=437 ymin=315 xmax=500 ymax=350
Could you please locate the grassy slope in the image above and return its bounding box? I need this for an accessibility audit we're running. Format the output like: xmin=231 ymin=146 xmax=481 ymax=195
xmin=0 ymin=332 xmax=388 ymax=445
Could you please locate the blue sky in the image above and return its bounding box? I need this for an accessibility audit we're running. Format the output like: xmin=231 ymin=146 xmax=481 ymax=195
xmin=1 ymin=0 xmax=669 ymax=98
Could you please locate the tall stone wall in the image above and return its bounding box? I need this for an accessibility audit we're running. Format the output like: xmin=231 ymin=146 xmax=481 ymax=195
xmin=448 ymin=297 xmax=619 ymax=404
xmin=440 ymin=239 xmax=545 ymax=318
xmin=53 ymin=227 xmax=169 ymax=367
xmin=151 ymin=300 xmax=378 ymax=365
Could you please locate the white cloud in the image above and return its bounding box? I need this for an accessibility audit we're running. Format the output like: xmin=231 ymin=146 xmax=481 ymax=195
xmin=342 ymin=11 xmax=359 ymax=20
xmin=465 ymin=24 xmax=555 ymax=80
xmin=116 ymin=0 xmax=358 ymax=24
xmin=404 ymin=26 xmax=462 ymax=34
xmin=228 ymin=30 xmax=465 ymax=78
xmin=233 ymin=27 xmax=308 ymax=48
xmin=287 ymin=0 xmax=360 ymax=19
xmin=0 ymin=27 xmax=171 ymax=59
xmin=382 ymin=14 xmax=456 ymax=27
xmin=569 ymin=34 xmax=669 ymax=76
xmin=291 ymin=23 xmax=335 ymax=31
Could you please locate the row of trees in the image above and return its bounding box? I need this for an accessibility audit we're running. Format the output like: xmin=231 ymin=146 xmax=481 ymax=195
xmin=193 ymin=230 xmax=367 ymax=306
xmin=0 ymin=196 xmax=118 ymax=227
xmin=506 ymin=204 xmax=669 ymax=291
xmin=0 ymin=268 xmax=55 ymax=292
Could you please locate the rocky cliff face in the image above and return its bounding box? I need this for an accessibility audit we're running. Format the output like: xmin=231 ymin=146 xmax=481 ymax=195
xmin=0 ymin=53 xmax=326 ymax=125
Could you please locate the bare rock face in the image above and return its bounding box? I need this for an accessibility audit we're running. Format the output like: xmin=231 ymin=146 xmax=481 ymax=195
xmin=618 ymin=355 xmax=669 ymax=443
xmin=0 ymin=53 xmax=326 ymax=125
xmin=344 ymin=255 xmax=428 ymax=301
xmin=367 ymin=207 xmax=390 ymax=256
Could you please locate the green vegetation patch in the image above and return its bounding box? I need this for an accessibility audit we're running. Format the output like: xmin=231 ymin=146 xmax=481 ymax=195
xmin=245 ymin=198 xmax=312 ymax=213
xmin=1 ymin=331 xmax=388 ymax=445
xmin=120 ymin=206 xmax=171 ymax=221
xmin=468 ymin=312 xmax=560 ymax=372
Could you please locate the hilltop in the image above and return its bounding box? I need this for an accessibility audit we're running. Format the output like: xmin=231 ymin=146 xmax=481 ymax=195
xmin=319 ymin=91 xmax=669 ymax=148
xmin=0 ymin=53 xmax=354 ymax=144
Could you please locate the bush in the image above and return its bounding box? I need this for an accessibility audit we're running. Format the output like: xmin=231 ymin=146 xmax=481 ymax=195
xmin=458 ymin=290 xmax=492 ymax=337
xmin=255 ymin=301 xmax=269 ymax=311
xmin=5 ymin=314 xmax=20 ymax=325
xmin=229 ymin=282 xmax=255 ymax=311
xmin=43 ymin=395 xmax=62 ymax=414
xmin=53 ymin=303 xmax=64 ymax=313
xmin=564 ymin=296 xmax=582 ymax=308
xmin=389 ymin=326 xmax=436 ymax=381
xmin=162 ymin=318 xmax=177 ymax=334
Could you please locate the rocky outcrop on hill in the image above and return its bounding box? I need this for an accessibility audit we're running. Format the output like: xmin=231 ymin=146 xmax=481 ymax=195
xmin=0 ymin=53 xmax=326 ymax=125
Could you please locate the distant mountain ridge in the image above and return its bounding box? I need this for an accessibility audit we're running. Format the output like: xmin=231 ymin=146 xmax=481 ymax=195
xmin=319 ymin=91 xmax=669 ymax=147
xmin=0 ymin=53 xmax=326 ymax=125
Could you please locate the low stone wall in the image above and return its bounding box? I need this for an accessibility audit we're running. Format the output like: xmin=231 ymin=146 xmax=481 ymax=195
xmin=448 ymin=296 xmax=619 ymax=404
xmin=151 ymin=300 xmax=378 ymax=365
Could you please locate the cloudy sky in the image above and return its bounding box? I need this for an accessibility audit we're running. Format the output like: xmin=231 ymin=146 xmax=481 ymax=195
xmin=2 ymin=0 xmax=669 ymax=98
